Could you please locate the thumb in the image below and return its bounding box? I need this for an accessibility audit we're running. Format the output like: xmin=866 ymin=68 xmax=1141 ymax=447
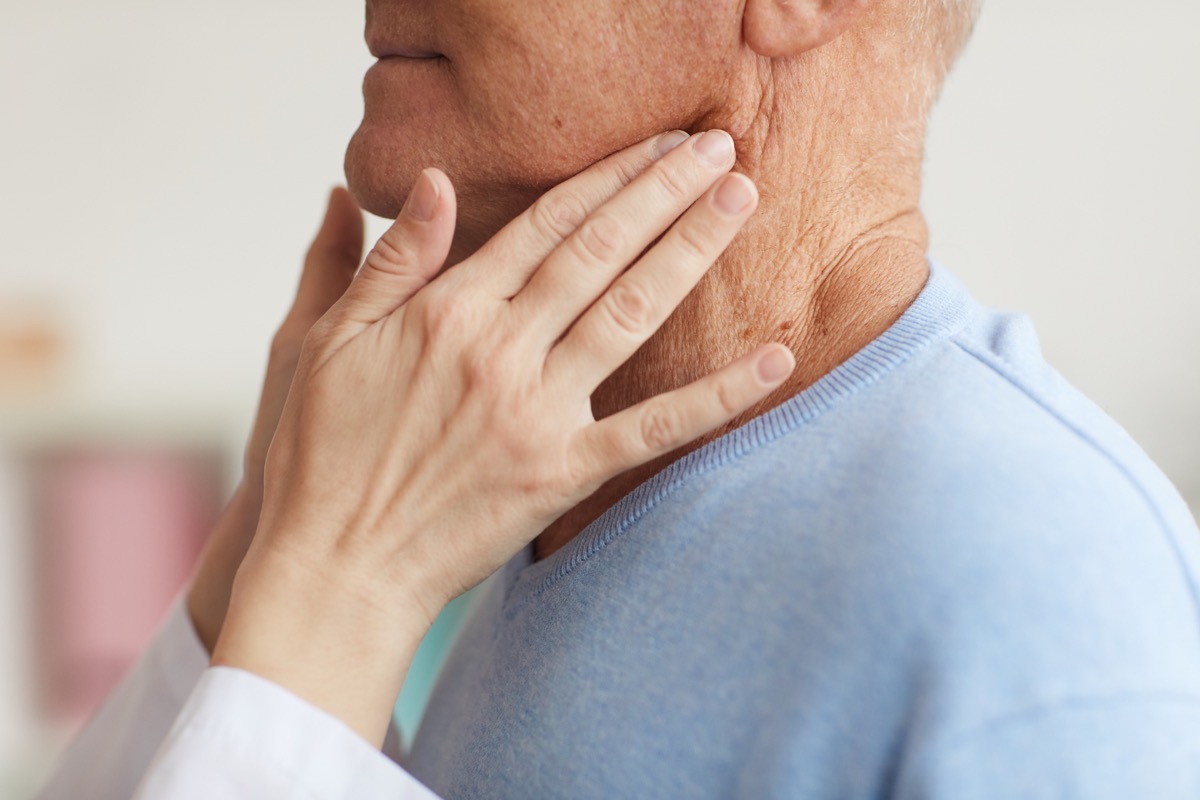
xmin=334 ymin=168 xmax=457 ymax=327
xmin=289 ymin=186 xmax=364 ymax=324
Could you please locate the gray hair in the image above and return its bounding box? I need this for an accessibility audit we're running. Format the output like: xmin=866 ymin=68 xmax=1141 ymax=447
xmin=909 ymin=0 xmax=983 ymax=110
xmin=922 ymin=0 xmax=982 ymax=71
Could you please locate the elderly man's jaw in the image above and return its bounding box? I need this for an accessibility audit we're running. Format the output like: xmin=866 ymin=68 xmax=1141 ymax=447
xmin=345 ymin=0 xmax=745 ymax=244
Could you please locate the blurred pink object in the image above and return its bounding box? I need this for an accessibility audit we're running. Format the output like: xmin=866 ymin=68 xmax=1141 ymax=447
xmin=36 ymin=448 xmax=220 ymax=731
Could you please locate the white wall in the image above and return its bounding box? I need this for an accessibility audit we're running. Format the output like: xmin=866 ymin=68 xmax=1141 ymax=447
xmin=0 ymin=1 xmax=377 ymax=445
xmin=925 ymin=1 xmax=1200 ymax=500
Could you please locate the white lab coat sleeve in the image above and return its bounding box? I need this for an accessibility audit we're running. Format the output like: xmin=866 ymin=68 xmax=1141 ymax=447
xmin=38 ymin=595 xmax=211 ymax=800
xmin=38 ymin=594 xmax=418 ymax=800
xmin=133 ymin=666 xmax=443 ymax=799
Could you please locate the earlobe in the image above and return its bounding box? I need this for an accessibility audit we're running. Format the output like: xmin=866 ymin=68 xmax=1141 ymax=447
xmin=742 ymin=0 xmax=871 ymax=59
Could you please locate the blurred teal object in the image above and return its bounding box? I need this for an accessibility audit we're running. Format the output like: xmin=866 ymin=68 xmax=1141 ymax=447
xmin=392 ymin=584 xmax=479 ymax=743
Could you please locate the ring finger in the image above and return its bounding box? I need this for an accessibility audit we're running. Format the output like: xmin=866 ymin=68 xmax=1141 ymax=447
xmin=544 ymin=171 xmax=759 ymax=395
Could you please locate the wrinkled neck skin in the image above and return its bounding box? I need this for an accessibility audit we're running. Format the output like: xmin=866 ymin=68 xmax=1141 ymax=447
xmin=547 ymin=50 xmax=933 ymax=560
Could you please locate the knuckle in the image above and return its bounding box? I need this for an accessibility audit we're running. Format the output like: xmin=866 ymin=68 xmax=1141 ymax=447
xmin=532 ymin=191 xmax=589 ymax=241
xmin=562 ymin=447 xmax=595 ymax=493
xmin=460 ymin=335 xmax=518 ymax=388
xmin=416 ymin=290 xmax=467 ymax=338
xmin=298 ymin=317 xmax=335 ymax=355
xmin=609 ymin=153 xmax=645 ymax=189
xmin=640 ymin=402 xmax=684 ymax=452
xmin=651 ymin=163 xmax=693 ymax=202
xmin=461 ymin=324 xmax=523 ymax=387
xmin=603 ymin=281 xmax=653 ymax=335
xmin=363 ymin=229 xmax=416 ymax=276
xmin=715 ymin=377 xmax=741 ymax=417
xmin=463 ymin=343 xmax=510 ymax=387
xmin=672 ymin=221 xmax=714 ymax=261
xmin=571 ymin=213 xmax=625 ymax=264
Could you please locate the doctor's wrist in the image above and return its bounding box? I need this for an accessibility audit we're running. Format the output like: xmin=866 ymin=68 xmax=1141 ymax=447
xmin=211 ymin=545 xmax=431 ymax=747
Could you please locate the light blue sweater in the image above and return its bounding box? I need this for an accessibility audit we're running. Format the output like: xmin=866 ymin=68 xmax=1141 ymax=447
xmin=408 ymin=265 xmax=1200 ymax=798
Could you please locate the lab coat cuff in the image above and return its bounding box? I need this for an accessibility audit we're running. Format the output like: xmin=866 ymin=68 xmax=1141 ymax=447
xmin=178 ymin=666 xmax=439 ymax=798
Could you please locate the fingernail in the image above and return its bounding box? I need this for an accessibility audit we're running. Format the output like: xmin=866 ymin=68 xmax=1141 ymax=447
xmin=694 ymin=130 xmax=734 ymax=168
xmin=404 ymin=169 xmax=439 ymax=222
xmin=757 ymin=347 xmax=794 ymax=384
xmin=713 ymin=174 xmax=755 ymax=216
xmin=653 ymin=130 xmax=690 ymax=159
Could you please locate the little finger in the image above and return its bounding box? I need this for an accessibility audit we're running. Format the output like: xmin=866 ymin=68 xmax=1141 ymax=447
xmin=571 ymin=344 xmax=795 ymax=484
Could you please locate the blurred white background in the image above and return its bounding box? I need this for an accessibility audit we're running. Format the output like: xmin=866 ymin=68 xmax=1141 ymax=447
xmin=1 ymin=0 xmax=1198 ymax=795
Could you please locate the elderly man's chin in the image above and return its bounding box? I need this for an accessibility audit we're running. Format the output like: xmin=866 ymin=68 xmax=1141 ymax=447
xmin=343 ymin=120 xmax=562 ymax=257
xmin=343 ymin=118 xmax=639 ymax=267
xmin=343 ymin=124 xmax=423 ymax=222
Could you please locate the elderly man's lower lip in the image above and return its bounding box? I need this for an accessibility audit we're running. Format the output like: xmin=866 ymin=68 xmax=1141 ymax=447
xmin=364 ymin=57 xmax=448 ymax=87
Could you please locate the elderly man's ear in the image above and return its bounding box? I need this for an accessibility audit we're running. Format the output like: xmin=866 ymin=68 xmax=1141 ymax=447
xmin=742 ymin=0 xmax=872 ymax=58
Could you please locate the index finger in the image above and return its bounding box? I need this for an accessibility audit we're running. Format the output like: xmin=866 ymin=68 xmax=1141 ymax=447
xmin=469 ymin=130 xmax=689 ymax=299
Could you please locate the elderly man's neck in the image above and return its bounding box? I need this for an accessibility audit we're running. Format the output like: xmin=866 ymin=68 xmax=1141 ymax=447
xmin=534 ymin=47 xmax=934 ymax=560
xmin=536 ymin=149 xmax=930 ymax=560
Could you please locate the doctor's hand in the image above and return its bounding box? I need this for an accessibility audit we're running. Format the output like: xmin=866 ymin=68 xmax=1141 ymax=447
xmin=211 ymin=130 xmax=796 ymax=745
xmin=187 ymin=189 xmax=365 ymax=654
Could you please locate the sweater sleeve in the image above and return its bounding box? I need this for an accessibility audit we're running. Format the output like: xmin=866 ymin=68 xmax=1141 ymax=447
xmin=897 ymin=695 xmax=1200 ymax=800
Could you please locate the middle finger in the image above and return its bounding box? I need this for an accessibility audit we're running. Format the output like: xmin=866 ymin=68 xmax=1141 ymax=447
xmin=510 ymin=130 xmax=737 ymax=344
xmin=544 ymin=170 xmax=759 ymax=396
